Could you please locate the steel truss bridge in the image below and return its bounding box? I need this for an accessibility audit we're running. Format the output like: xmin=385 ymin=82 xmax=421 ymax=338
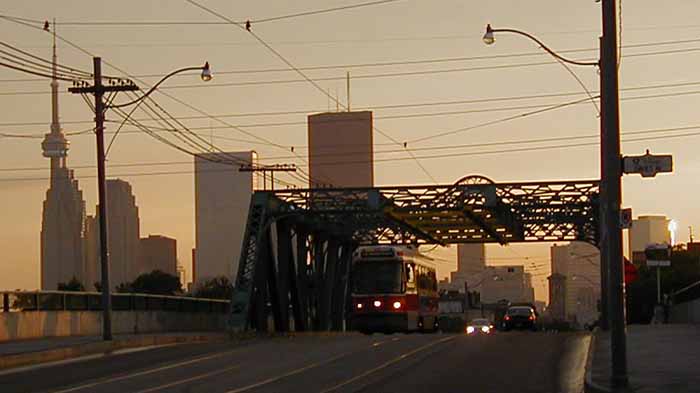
xmin=229 ymin=176 xmax=599 ymax=332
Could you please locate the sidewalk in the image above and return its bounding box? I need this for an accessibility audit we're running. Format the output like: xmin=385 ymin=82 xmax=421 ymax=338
xmin=0 ymin=332 xmax=228 ymax=370
xmin=586 ymin=324 xmax=700 ymax=392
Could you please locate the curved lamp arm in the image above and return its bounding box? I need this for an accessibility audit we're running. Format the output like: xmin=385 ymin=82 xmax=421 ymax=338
xmin=483 ymin=25 xmax=599 ymax=67
xmin=108 ymin=62 xmax=211 ymax=109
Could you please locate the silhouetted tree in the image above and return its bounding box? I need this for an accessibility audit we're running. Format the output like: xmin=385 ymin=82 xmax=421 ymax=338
xmin=194 ymin=276 xmax=233 ymax=300
xmin=117 ymin=270 xmax=182 ymax=295
xmin=57 ymin=277 xmax=85 ymax=292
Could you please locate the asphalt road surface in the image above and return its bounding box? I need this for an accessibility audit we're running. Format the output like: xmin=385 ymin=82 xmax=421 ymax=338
xmin=0 ymin=331 xmax=590 ymax=393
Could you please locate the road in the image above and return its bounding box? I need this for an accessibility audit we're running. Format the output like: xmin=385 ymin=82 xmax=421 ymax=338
xmin=0 ymin=331 xmax=590 ymax=393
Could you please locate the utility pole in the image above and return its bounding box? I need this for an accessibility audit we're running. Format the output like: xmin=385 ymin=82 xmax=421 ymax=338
xmin=600 ymin=0 xmax=628 ymax=388
xmin=239 ymin=163 xmax=297 ymax=191
xmin=69 ymin=57 xmax=138 ymax=341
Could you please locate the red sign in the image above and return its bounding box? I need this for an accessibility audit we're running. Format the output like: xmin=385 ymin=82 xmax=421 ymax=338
xmin=624 ymin=257 xmax=639 ymax=284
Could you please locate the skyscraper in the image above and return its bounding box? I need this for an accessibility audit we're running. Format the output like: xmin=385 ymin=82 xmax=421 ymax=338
xmin=548 ymin=242 xmax=600 ymax=326
xmin=194 ymin=151 xmax=256 ymax=285
xmin=40 ymin=35 xmax=86 ymax=290
xmin=85 ymin=180 xmax=141 ymax=288
xmin=307 ymin=111 xmax=373 ymax=188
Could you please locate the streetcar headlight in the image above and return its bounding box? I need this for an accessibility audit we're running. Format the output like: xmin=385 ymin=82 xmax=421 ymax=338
xmin=466 ymin=326 xmax=475 ymax=334
xmin=356 ymin=303 xmax=363 ymax=309
xmin=373 ymin=300 xmax=382 ymax=308
xmin=392 ymin=301 xmax=402 ymax=309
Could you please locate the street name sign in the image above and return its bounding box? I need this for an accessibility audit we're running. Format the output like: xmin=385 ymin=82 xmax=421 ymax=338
xmin=623 ymin=150 xmax=673 ymax=178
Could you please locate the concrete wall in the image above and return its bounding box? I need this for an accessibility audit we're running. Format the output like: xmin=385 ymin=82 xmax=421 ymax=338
xmin=0 ymin=311 xmax=227 ymax=342
xmin=670 ymin=299 xmax=700 ymax=324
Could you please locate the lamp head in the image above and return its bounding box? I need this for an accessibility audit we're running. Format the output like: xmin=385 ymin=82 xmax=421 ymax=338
xmin=483 ymin=24 xmax=495 ymax=45
xmin=201 ymin=61 xmax=212 ymax=82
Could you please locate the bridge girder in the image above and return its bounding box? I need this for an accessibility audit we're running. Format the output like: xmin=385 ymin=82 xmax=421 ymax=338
xmin=229 ymin=179 xmax=599 ymax=332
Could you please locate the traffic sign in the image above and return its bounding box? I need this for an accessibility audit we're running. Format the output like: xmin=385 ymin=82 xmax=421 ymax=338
xmin=645 ymin=244 xmax=671 ymax=267
xmin=624 ymin=257 xmax=638 ymax=284
xmin=622 ymin=150 xmax=673 ymax=178
xmin=620 ymin=208 xmax=632 ymax=229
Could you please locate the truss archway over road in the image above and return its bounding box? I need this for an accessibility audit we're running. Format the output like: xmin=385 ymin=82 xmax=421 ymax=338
xmin=229 ymin=177 xmax=599 ymax=332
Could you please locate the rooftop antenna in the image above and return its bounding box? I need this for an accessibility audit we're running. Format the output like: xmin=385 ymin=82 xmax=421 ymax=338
xmin=346 ymin=71 xmax=351 ymax=112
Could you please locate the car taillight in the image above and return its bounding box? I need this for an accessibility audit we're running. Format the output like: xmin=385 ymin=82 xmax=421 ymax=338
xmin=504 ymin=315 xmax=510 ymax=321
xmin=528 ymin=315 xmax=534 ymax=320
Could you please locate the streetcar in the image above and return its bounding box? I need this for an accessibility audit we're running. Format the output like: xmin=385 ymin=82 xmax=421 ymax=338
xmin=349 ymin=245 xmax=439 ymax=334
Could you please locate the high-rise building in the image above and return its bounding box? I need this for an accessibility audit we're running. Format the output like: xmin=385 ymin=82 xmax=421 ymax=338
xmin=629 ymin=215 xmax=671 ymax=263
xmin=194 ymin=151 xmax=256 ymax=285
xmin=548 ymin=242 xmax=600 ymax=326
xmin=138 ymin=235 xmax=177 ymax=277
xmin=307 ymin=111 xmax=373 ymax=188
xmin=447 ymin=244 xmax=486 ymax=291
xmin=40 ymin=37 xmax=86 ymax=290
xmin=83 ymin=215 xmax=99 ymax=290
xmin=85 ymin=180 xmax=140 ymax=288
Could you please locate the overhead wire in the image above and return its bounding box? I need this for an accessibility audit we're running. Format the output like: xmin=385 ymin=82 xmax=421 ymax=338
xmin=185 ymin=0 xmax=437 ymax=183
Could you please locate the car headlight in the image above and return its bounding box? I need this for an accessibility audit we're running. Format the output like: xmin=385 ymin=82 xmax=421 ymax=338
xmin=466 ymin=326 xmax=475 ymax=334
xmin=481 ymin=326 xmax=490 ymax=333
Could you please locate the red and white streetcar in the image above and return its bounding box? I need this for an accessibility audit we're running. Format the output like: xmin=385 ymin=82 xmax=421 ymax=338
xmin=350 ymin=245 xmax=439 ymax=334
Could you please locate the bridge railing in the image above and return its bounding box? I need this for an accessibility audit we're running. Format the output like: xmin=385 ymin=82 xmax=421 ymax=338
xmin=0 ymin=291 xmax=230 ymax=313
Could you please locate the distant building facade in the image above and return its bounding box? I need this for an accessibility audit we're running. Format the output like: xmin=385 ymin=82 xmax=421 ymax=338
xmin=139 ymin=235 xmax=177 ymax=277
xmin=446 ymin=244 xmax=486 ymax=292
xmin=85 ymin=180 xmax=141 ymax=288
xmin=194 ymin=151 xmax=256 ymax=285
xmin=480 ymin=265 xmax=535 ymax=304
xmin=629 ymin=215 xmax=671 ymax=263
xmin=548 ymin=242 xmax=600 ymax=326
xmin=307 ymin=111 xmax=373 ymax=188
xmin=40 ymin=40 xmax=86 ymax=290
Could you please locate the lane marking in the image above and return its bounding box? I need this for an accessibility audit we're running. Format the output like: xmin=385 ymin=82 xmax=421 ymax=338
xmin=47 ymin=345 xmax=248 ymax=393
xmin=225 ymin=337 xmax=400 ymax=393
xmin=319 ymin=335 xmax=455 ymax=393
xmin=0 ymin=344 xmax=177 ymax=377
xmin=132 ymin=364 xmax=241 ymax=393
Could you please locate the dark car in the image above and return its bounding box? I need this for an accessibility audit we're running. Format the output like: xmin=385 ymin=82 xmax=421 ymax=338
xmin=502 ymin=306 xmax=537 ymax=331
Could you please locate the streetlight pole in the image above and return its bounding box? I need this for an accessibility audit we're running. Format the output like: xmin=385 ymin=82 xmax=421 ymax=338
xmin=483 ymin=0 xmax=628 ymax=386
xmin=69 ymin=58 xmax=211 ymax=341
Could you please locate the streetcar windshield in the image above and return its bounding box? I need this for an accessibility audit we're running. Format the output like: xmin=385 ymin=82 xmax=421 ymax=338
xmin=352 ymin=260 xmax=403 ymax=294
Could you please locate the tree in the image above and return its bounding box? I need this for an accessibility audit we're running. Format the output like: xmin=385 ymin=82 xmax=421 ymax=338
xmin=57 ymin=277 xmax=85 ymax=292
xmin=117 ymin=270 xmax=182 ymax=296
xmin=193 ymin=276 xmax=233 ymax=300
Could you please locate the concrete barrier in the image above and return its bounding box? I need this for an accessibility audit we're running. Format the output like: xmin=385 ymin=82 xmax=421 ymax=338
xmin=0 ymin=311 xmax=227 ymax=342
xmin=670 ymin=298 xmax=700 ymax=323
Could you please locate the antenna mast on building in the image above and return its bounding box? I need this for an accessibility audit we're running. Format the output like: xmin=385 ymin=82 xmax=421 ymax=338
xmin=690 ymin=226 xmax=694 ymax=243
xmin=346 ymin=71 xmax=351 ymax=112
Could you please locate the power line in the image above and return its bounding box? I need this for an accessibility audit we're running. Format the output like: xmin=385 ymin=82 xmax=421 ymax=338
xmin=185 ymin=0 xmax=437 ymax=184
xmin=4 ymin=123 xmax=700 ymax=175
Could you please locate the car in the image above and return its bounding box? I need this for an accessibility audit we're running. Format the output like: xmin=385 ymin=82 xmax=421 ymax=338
xmin=466 ymin=318 xmax=494 ymax=335
xmin=502 ymin=306 xmax=538 ymax=331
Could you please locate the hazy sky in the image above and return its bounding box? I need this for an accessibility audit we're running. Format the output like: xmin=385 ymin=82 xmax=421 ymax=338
xmin=2 ymin=1 xmax=698 ymax=301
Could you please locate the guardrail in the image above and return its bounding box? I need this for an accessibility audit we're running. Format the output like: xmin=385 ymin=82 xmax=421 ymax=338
xmin=1 ymin=291 xmax=230 ymax=313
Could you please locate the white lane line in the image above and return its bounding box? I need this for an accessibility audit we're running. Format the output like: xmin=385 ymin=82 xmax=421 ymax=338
xmin=48 ymin=346 xmax=246 ymax=393
xmin=319 ymin=335 xmax=456 ymax=393
xmin=225 ymin=337 xmax=399 ymax=393
xmin=131 ymin=364 xmax=241 ymax=393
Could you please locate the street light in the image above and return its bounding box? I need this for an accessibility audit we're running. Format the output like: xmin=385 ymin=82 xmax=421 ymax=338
xmin=69 ymin=59 xmax=212 ymax=341
xmin=483 ymin=1 xmax=627 ymax=387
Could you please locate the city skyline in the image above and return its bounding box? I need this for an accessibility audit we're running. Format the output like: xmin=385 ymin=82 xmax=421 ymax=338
xmin=2 ymin=1 xmax=697 ymax=302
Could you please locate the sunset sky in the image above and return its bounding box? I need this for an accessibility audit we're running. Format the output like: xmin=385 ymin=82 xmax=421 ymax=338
xmin=2 ymin=1 xmax=697 ymax=301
